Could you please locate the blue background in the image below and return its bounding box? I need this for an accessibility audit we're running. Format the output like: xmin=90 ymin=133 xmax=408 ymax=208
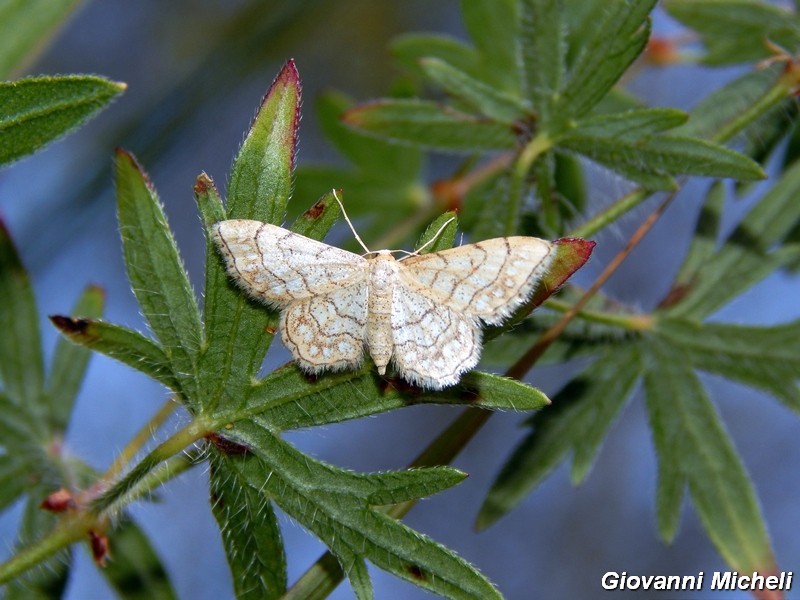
xmin=1 ymin=2 xmax=799 ymax=598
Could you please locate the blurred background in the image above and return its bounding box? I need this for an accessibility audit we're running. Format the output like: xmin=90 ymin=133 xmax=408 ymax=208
xmin=1 ymin=1 xmax=799 ymax=598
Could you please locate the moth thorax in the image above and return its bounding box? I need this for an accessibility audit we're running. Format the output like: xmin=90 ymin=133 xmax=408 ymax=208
xmin=369 ymin=252 xmax=399 ymax=295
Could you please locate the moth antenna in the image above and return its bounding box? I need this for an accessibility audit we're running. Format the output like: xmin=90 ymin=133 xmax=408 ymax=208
xmin=412 ymin=217 xmax=457 ymax=255
xmin=333 ymin=189 xmax=371 ymax=254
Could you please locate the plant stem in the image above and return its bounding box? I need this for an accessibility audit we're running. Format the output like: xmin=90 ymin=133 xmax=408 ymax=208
xmin=543 ymin=298 xmax=653 ymax=331
xmin=91 ymin=417 xmax=210 ymax=514
xmin=0 ymin=513 xmax=94 ymax=584
xmin=505 ymin=134 xmax=553 ymax=236
xmin=105 ymin=398 xmax=177 ymax=480
xmin=569 ymin=188 xmax=647 ymax=239
xmin=0 ymin=450 xmax=201 ymax=585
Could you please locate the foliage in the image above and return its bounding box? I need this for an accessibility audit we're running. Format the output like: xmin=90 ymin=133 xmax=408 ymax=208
xmin=1 ymin=1 xmax=799 ymax=599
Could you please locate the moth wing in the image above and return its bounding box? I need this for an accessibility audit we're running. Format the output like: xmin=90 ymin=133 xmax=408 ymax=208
xmin=212 ymin=220 xmax=368 ymax=305
xmin=390 ymin=281 xmax=481 ymax=390
xmin=399 ymin=237 xmax=554 ymax=325
xmin=281 ymin=283 xmax=368 ymax=373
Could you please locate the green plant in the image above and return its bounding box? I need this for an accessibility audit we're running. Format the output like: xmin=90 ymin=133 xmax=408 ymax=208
xmin=2 ymin=1 xmax=799 ymax=598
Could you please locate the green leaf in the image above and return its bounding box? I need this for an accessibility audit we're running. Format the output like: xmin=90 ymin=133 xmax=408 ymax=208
xmin=414 ymin=211 xmax=458 ymax=254
xmin=472 ymin=171 xmax=523 ymax=240
xmin=101 ymin=517 xmax=177 ymax=600
xmin=46 ymin=285 xmax=104 ymax=431
xmin=0 ymin=391 xmax=46 ymax=444
xmin=667 ymin=159 xmax=800 ymax=319
xmin=210 ymin=452 xmax=287 ymax=600
xmin=477 ymin=345 xmax=641 ymax=530
xmin=0 ymin=0 xmax=82 ymax=78
xmin=655 ymin=318 xmax=800 ymax=411
xmin=0 ymin=455 xmax=31 ymax=511
xmin=49 ymin=316 xmax=178 ymax=391
xmin=315 ymin=91 xmax=422 ymax=177
xmin=419 ymin=57 xmax=528 ymax=123
xmin=0 ymin=75 xmax=125 ymax=167
xmin=642 ymin=338 xmax=774 ymax=571
xmin=4 ymin=497 xmax=71 ymax=600
xmin=519 ymin=0 xmax=564 ymax=125
xmin=222 ymin=422 xmax=500 ymax=599
xmin=227 ymin=59 xmax=301 ymax=224
xmin=290 ymin=189 xmax=345 ymax=244
xmin=293 ymin=93 xmax=425 ymax=237
xmin=115 ymin=149 xmax=202 ymax=405
xmin=363 ymin=467 xmax=467 ymax=506
xmin=568 ymin=108 xmax=688 ymax=140
xmin=342 ymin=99 xmax=517 ymax=152
xmin=672 ymin=66 xmax=783 ymax=142
xmin=246 ymin=366 xmax=550 ymax=433
xmin=0 ymin=218 xmax=44 ymax=405
xmin=391 ymin=33 xmax=480 ymax=82
xmin=557 ymin=0 xmax=656 ymax=121
xmin=559 ymin=134 xmax=765 ymax=190
xmin=459 ymin=0 xmax=520 ymax=93
xmin=198 ymin=61 xmax=302 ymax=412
xmin=664 ymin=0 xmax=800 ymax=65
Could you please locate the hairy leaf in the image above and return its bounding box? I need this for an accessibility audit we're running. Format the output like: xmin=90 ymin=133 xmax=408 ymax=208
xmin=391 ymin=34 xmax=480 ymax=82
xmin=0 ymin=0 xmax=82 ymax=78
xmin=414 ymin=211 xmax=458 ymax=254
xmin=227 ymin=60 xmax=301 ymax=224
xmin=673 ymin=66 xmax=783 ymax=142
xmin=664 ymin=0 xmax=800 ymax=65
xmin=459 ymin=0 xmax=520 ymax=93
xmin=519 ymin=0 xmax=565 ymax=125
xmin=342 ymin=99 xmax=517 ymax=152
xmin=558 ymin=0 xmax=656 ymax=121
xmin=0 ymin=75 xmax=125 ymax=167
xmin=115 ymin=149 xmax=202 ymax=405
xmin=655 ymin=318 xmax=800 ymax=411
xmin=643 ymin=338 xmax=774 ymax=571
xmin=560 ymin=134 xmax=765 ymax=190
xmin=210 ymin=453 xmax=287 ymax=600
xmin=667 ymin=159 xmax=800 ymax=319
xmin=246 ymin=366 xmax=550 ymax=432
xmin=419 ymin=57 xmax=527 ymax=123
xmin=477 ymin=345 xmax=641 ymax=529
xmin=0 ymin=218 xmax=44 ymax=405
xmin=101 ymin=518 xmax=177 ymax=600
xmin=568 ymin=108 xmax=688 ymax=140
xmin=223 ymin=421 xmax=499 ymax=599
xmin=49 ymin=316 xmax=178 ymax=391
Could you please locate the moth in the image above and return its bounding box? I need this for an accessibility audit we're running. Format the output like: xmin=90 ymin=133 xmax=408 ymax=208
xmin=212 ymin=205 xmax=554 ymax=390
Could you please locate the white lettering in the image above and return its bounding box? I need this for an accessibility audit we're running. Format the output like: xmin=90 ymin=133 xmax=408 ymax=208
xmin=602 ymin=572 xmax=619 ymax=590
xmin=712 ymin=571 xmax=733 ymax=589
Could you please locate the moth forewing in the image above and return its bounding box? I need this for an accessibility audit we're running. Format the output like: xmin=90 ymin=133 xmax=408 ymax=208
xmin=212 ymin=220 xmax=368 ymax=305
xmin=397 ymin=237 xmax=555 ymax=324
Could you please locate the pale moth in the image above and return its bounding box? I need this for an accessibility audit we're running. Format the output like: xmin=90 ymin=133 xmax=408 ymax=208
xmin=211 ymin=194 xmax=555 ymax=390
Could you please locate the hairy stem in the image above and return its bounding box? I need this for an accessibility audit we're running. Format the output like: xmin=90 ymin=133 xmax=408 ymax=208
xmin=543 ymin=297 xmax=653 ymax=331
xmin=105 ymin=398 xmax=177 ymax=480
xmin=0 ymin=449 xmax=202 ymax=585
xmin=91 ymin=417 xmax=210 ymax=514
